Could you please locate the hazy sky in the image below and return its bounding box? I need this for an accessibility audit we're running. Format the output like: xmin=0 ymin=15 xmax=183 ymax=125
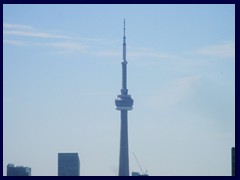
xmin=3 ymin=4 xmax=235 ymax=176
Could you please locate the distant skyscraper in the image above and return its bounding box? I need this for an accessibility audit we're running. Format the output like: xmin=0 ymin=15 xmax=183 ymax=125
xmin=58 ymin=153 xmax=80 ymax=176
xmin=231 ymin=147 xmax=235 ymax=176
xmin=7 ymin=164 xmax=31 ymax=176
xmin=115 ymin=19 xmax=134 ymax=176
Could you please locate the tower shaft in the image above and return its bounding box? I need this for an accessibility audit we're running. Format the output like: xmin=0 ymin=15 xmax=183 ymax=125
xmin=119 ymin=110 xmax=129 ymax=176
xmin=121 ymin=61 xmax=127 ymax=94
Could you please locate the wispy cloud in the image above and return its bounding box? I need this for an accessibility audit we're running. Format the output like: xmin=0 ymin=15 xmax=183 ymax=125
xmin=3 ymin=22 xmax=119 ymax=54
xmin=3 ymin=23 xmax=71 ymax=39
xmin=4 ymin=40 xmax=88 ymax=56
xmin=3 ymin=22 xmax=90 ymax=54
xmin=196 ymin=42 xmax=235 ymax=59
xmin=40 ymin=42 xmax=88 ymax=51
xmin=37 ymin=42 xmax=89 ymax=55
xmin=77 ymin=37 xmax=120 ymax=45
xmin=3 ymin=39 xmax=28 ymax=46
xmin=3 ymin=23 xmax=34 ymax=30
xmin=4 ymin=30 xmax=71 ymax=39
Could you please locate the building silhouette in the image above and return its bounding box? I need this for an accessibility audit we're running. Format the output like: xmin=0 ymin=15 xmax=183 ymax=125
xmin=232 ymin=147 xmax=235 ymax=176
xmin=132 ymin=172 xmax=149 ymax=176
xmin=115 ymin=19 xmax=134 ymax=176
xmin=58 ymin=153 xmax=80 ymax=176
xmin=132 ymin=172 xmax=141 ymax=176
xmin=7 ymin=164 xmax=31 ymax=176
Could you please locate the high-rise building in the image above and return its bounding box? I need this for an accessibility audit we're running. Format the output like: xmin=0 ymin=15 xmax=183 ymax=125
xmin=7 ymin=164 xmax=31 ymax=176
xmin=232 ymin=147 xmax=235 ymax=176
xmin=58 ymin=153 xmax=80 ymax=176
xmin=115 ymin=19 xmax=134 ymax=176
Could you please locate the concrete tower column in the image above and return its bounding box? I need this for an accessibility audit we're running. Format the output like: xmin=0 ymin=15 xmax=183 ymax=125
xmin=119 ymin=110 xmax=129 ymax=176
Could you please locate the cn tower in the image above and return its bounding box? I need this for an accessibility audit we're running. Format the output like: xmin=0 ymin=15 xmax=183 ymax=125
xmin=115 ymin=19 xmax=134 ymax=176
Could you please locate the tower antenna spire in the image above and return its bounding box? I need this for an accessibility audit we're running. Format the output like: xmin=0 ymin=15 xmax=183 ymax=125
xmin=123 ymin=19 xmax=126 ymax=62
xmin=124 ymin=19 xmax=125 ymax=37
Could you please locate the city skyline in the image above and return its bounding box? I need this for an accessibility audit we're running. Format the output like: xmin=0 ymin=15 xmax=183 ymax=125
xmin=3 ymin=4 xmax=235 ymax=176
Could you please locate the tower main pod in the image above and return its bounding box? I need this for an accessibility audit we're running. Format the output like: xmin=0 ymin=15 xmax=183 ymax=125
xmin=115 ymin=19 xmax=134 ymax=176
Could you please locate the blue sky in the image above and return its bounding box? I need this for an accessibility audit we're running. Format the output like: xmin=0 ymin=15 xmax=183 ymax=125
xmin=3 ymin=4 xmax=235 ymax=176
